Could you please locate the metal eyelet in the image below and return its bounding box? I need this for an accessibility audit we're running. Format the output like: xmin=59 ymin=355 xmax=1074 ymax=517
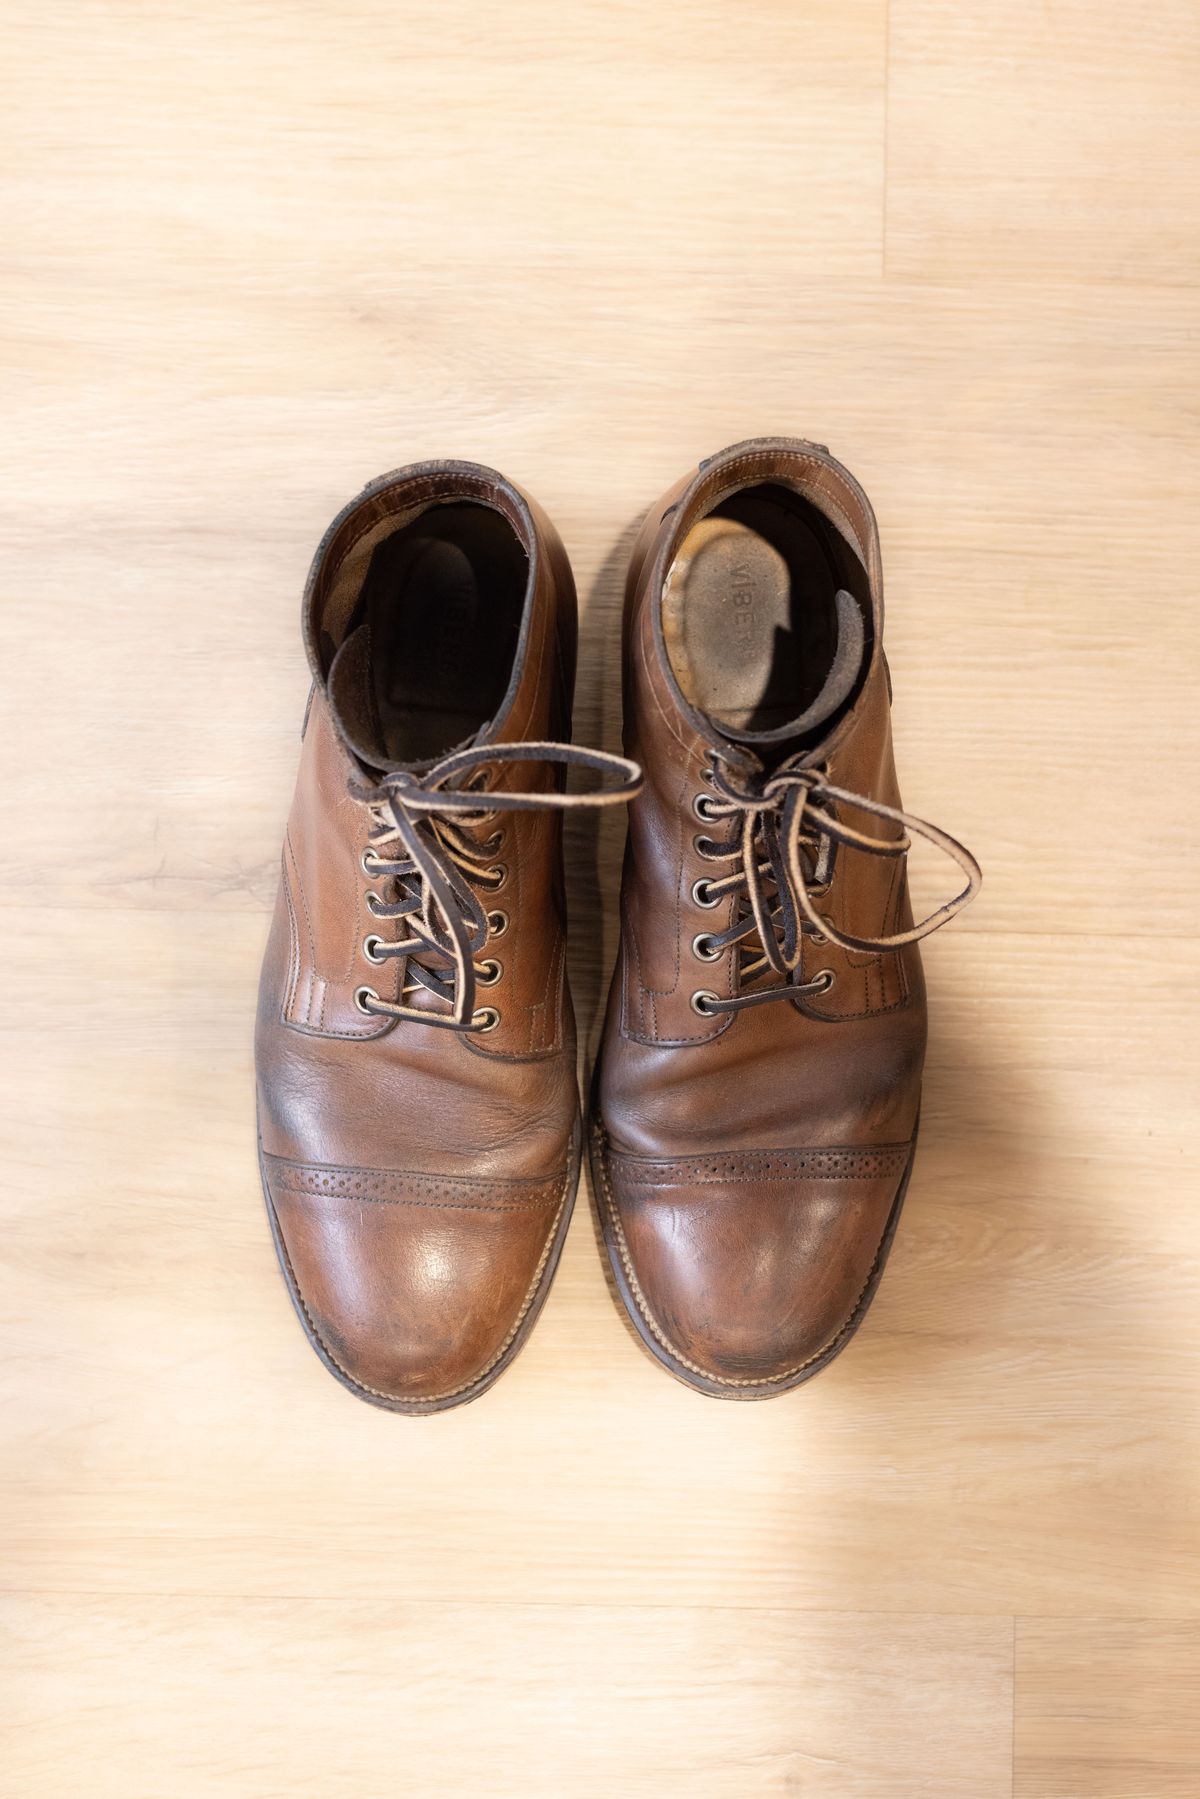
xmin=362 ymin=935 xmax=386 ymax=965
xmin=364 ymin=890 xmax=385 ymax=916
xmin=692 ymin=933 xmax=721 ymax=962
xmin=353 ymin=985 xmax=379 ymax=1015
xmin=472 ymin=1006 xmax=501 ymax=1033
xmin=693 ymin=793 xmax=718 ymax=822
xmin=811 ymin=968 xmax=836 ymax=993
xmin=692 ymin=878 xmax=720 ymax=908
xmin=476 ymin=958 xmax=502 ymax=986
xmin=360 ymin=848 xmax=379 ymax=878
xmin=690 ymin=989 xmax=719 ymax=1016
xmin=693 ymin=833 xmax=723 ymax=860
xmin=486 ymin=863 xmax=508 ymax=889
xmin=487 ymin=909 xmax=508 ymax=937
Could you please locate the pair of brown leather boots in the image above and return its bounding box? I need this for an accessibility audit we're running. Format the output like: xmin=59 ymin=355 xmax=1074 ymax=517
xmin=255 ymin=439 xmax=980 ymax=1411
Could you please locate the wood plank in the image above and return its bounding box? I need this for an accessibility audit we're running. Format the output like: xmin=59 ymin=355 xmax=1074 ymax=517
xmin=1016 ymin=1619 xmax=1200 ymax=1798
xmin=0 ymin=1595 xmax=1013 ymax=1799
xmin=888 ymin=1 xmax=1200 ymax=284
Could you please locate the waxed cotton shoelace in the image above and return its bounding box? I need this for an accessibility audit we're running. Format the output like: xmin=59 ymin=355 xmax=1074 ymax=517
xmin=691 ymin=755 xmax=981 ymax=1016
xmin=349 ymin=741 xmax=642 ymax=1033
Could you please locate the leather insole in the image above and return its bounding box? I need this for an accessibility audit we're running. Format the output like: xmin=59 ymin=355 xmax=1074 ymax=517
xmin=662 ymin=487 xmax=852 ymax=737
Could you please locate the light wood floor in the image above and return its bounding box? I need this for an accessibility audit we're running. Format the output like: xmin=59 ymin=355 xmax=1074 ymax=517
xmin=3 ymin=4 xmax=1198 ymax=1795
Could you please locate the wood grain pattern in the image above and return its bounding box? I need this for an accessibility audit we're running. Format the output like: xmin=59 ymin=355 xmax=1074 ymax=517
xmin=1015 ymin=1621 xmax=1200 ymax=1798
xmin=2 ymin=2 xmax=1197 ymax=1794
xmin=1 ymin=1597 xmax=1013 ymax=1798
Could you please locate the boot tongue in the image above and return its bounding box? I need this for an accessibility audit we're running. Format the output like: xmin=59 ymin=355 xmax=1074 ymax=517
xmin=718 ymin=588 xmax=866 ymax=755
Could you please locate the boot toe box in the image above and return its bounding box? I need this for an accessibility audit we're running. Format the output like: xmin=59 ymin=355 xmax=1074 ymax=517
xmin=597 ymin=1139 xmax=912 ymax=1395
xmin=262 ymin=1153 xmax=570 ymax=1410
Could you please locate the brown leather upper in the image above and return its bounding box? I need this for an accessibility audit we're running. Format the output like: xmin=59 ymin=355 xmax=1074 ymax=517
xmin=592 ymin=439 xmax=979 ymax=1396
xmin=256 ymin=463 xmax=593 ymax=1410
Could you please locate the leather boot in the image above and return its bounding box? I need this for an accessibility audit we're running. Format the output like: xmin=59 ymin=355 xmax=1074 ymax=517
xmin=257 ymin=462 xmax=639 ymax=1411
xmin=590 ymin=439 xmax=980 ymax=1398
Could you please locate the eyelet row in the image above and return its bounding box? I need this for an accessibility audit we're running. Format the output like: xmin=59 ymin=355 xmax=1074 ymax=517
xmin=688 ymin=968 xmax=837 ymax=1017
xmin=356 ymin=835 xmax=509 ymax=1018
xmin=353 ymin=985 xmax=502 ymax=1033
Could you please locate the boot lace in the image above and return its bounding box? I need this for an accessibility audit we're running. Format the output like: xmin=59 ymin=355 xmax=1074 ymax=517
xmin=349 ymin=741 xmax=641 ymax=1033
xmin=689 ymin=754 xmax=980 ymax=1017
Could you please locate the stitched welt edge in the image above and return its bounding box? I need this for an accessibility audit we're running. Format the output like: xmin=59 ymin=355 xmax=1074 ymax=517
xmin=594 ymin=1124 xmax=898 ymax=1390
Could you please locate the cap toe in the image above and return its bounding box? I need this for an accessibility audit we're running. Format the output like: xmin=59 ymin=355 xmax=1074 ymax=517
xmin=597 ymin=1139 xmax=911 ymax=1394
xmin=262 ymin=1154 xmax=569 ymax=1409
